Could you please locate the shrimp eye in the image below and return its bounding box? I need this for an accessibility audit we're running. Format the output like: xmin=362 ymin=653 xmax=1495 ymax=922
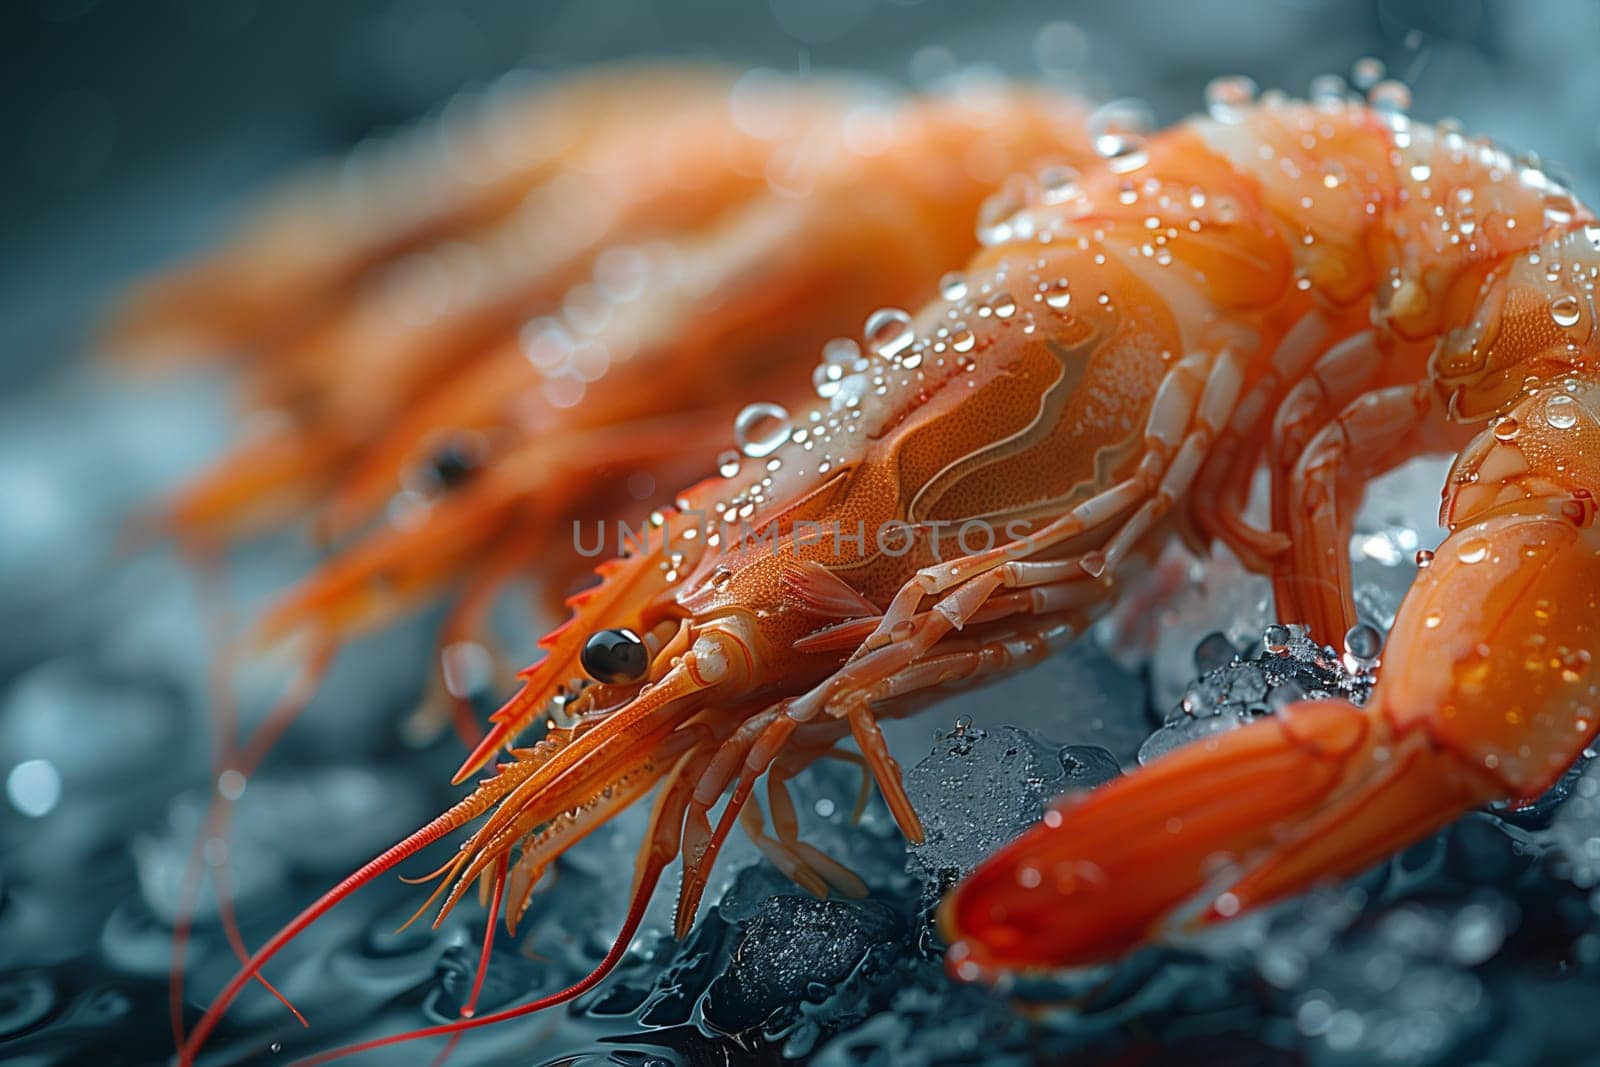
xmin=426 ymin=438 xmax=481 ymax=490
xmin=580 ymin=628 xmax=650 ymax=685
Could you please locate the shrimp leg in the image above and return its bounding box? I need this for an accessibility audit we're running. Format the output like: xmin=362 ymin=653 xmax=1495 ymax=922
xmin=1273 ymin=381 xmax=1439 ymax=639
xmin=943 ymin=431 xmax=1600 ymax=972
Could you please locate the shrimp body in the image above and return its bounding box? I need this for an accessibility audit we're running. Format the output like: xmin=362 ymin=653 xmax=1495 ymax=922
xmin=178 ymin=87 xmax=1600 ymax=1061
xmin=940 ymin=94 xmax=1600 ymax=973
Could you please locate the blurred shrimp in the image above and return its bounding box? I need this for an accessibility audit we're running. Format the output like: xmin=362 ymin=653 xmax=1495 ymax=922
xmin=121 ymin=68 xmax=1095 ymax=723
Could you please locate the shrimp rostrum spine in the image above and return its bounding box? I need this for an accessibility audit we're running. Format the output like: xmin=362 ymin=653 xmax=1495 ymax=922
xmin=186 ymin=91 xmax=1600 ymax=1056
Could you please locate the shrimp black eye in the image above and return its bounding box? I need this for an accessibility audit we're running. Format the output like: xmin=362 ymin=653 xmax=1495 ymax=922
xmin=425 ymin=437 xmax=481 ymax=490
xmin=580 ymin=628 xmax=650 ymax=685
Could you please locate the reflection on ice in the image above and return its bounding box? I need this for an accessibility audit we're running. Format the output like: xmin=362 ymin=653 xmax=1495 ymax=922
xmin=1140 ymin=623 xmax=1375 ymax=766
xmin=905 ymin=721 xmax=1118 ymax=883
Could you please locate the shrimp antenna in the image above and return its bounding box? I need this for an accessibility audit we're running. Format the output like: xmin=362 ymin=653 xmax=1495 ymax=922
xmin=290 ymin=837 xmax=669 ymax=1066
xmin=170 ymin=558 xmax=329 ymax=1051
xmin=248 ymin=742 xmax=700 ymax=1067
xmin=177 ymin=778 xmax=511 ymax=1065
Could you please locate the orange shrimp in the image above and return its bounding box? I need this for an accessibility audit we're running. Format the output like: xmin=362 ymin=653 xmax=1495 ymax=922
xmin=178 ymin=81 xmax=1600 ymax=1063
xmin=107 ymin=64 xmax=730 ymax=368
xmin=129 ymin=66 xmax=1092 ymax=1061
xmin=116 ymin=67 xmax=1095 ymax=744
xmin=113 ymin=68 xmax=1088 ymax=549
xmin=934 ymin=85 xmax=1600 ymax=975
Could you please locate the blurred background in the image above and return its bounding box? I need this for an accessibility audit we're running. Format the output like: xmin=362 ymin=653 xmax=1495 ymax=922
xmin=5 ymin=1 xmax=1600 ymax=1065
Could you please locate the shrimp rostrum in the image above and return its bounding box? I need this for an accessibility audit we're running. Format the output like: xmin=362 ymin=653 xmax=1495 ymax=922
xmin=183 ymin=85 xmax=1600 ymax=1060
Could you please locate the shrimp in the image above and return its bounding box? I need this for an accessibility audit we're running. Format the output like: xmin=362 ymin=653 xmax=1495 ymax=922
xmin=113 ymin=67 xmax=1088 ymax=552
xmin=937 ymin=83 xmax=1600 ymax=975
xmin=108 ymin=64 xmax=732 ymax=368
xmin=178 ymin=80 xmax=1600 ymax=1062
xmin=116 ymin=66 xmax=1095 ymax=743
xmin=132 ymin=66 xmax=1093 ymax=1061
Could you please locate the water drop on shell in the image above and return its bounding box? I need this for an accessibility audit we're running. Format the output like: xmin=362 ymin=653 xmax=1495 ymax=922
xmin=1263 ymin=624 xmax=1290 ymax=654
xmin=864 ymin=307 xmax=915 ymax=359
xmin=1343 ymin=623 xmax=1384 ymax=664
xmin=734 ymin=401 xmax=792 ymax=458
xmin=1546 ymin=392 xmax=1579 ymax=429
xmin=1204 ymin=75 xmax=1258 ymax=124
xmin=1550 ymin=294 xmax=1582 ymax=328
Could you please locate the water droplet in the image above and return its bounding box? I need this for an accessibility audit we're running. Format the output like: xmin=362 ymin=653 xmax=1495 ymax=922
xmin=1099 ymin=135 xmax=1149 ymax=174
xmin=1368 ymin=79 xmax=1412 ymax=114
xmin=717 ymin=450 xmax=742 ymax=478
xmin=1204 ymin=75 xmax=1258 ymax=124
xmin=991 ymin=291 xmax=1016 ymax=319
xmin=1457 ymin=539 xmax=1490 ymax=564
xmin=1263 ymin=624 xmax=1290 ymax=654
xmin=1343 ymin=623 xmax=1384 ymax=664
xmin=1036 ymin=164 xmax=1081 ymax=204
xmin=864 ymin=307 xmax=914 ymax=359
xmin=1352 ymin=57 xmax=1386 ymax=91
xmin=812 ymin=361 xmax=843 ymax=398
xmin=1309 ymin=73 xmax=1348 ymax=104
xmin=823 ymin=336 xmax=862 ymax=367
xmin=1416 ymin=549 xmax=1435 ymax=568
xmin=950 ymin=326 xmax=976 ymax=353
xmin=734 ymin=402 xmax=791 ymax=459
xmin=1493 ymin=416 xmax=1520 ymax=441
xmin=975 ymin=176 xmax=1031 ymax=246
xmin=1088 ymin=99 xmax=1152 ymax=174
xmin=1043 ymin=279 xmax=1072 ymax=309
xmin=1551 ymin=294 xmax=1582 ymax=328
xmin=939 ymin=271 xmax=969 ymax=301
xmin=1547 ymin=393 xmax=1580 ymax=429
